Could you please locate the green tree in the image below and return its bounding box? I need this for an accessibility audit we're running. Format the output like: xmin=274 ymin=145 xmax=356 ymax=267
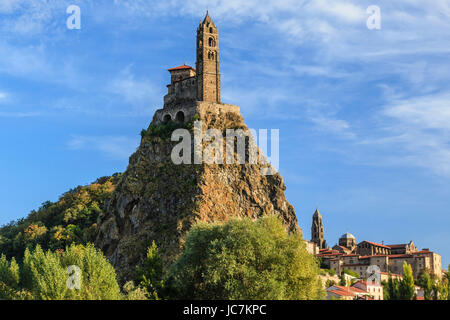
xmin=386 ymin=274 xmax=400 ymax=300
xmin=418 ymin=271 xmax=433 ymax=300
xmin=19 ymin=244 xmax=121 ymax=300
xmin=0 ymin=255 xmax=21 ymax=299
xmin=399 ymin=262 xmax=415 ymax=300
xmin=136 ymin=241 xmax=165 ymax=300
xmin=22 ymin=245 xmax=68 ymax=299
xmin=447 ymin=266 xmax=450 ymax=300
xmin=59 ymin=243 xmax=122 ymax=300
xmin=167 ymin=215 xmax=324 ymax=300
xmin=339 ymin=273 xmax=347 ymax=287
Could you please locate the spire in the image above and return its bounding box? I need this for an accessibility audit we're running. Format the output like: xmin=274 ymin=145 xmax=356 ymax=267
xmin=203 ymin=10 xmax=210 ymax=22
xmin=313 ymin=208 xmax=321 ymax=217
xmin=202 ymin=10 xmax=216 ymax=27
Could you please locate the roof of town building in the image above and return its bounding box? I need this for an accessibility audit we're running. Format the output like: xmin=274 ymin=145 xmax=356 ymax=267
xmin=387 ymin=244 xmax=408 ymax=248
xmin=359 ymin=240 xmax=391 ymax=249
xmin=379 ymin=271 xmax=402 ymax=277
xmin=168 ymin=64 xmax=195 ymax=72
xmin=353 ymin=280 xmax=382 ymax=287
xmin=340 ymin=232 xmax=356 ymax=239
xmin=328 ymin=289 xmax=354 ymax=297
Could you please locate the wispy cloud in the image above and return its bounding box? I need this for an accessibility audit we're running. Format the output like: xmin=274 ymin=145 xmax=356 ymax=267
xmin=0 ymin=111 xmax=40 ymax=117
xmin=108 ymin=65 xmax=159 ymax=105
xmin=375 ymin=92 xmax=450 ymax=176
xmin=67 ymin=134 xmax=139 ymax=160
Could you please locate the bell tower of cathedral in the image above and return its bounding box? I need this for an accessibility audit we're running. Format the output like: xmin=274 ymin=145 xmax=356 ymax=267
xmin=311 ymin=209 xmax=327 ymax=249
xmin=196 ymin=11 xmax=221 ymax=103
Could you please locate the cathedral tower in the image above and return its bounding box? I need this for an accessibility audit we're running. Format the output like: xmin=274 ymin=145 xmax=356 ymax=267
xmin=311 ymin=209 xmax=327 ymax=249
xmin=196 ymin=11 xmax=221 ymax=103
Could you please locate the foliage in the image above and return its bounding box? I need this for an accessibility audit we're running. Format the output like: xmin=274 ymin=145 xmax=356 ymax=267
xmin=0 ymin=174 xmax=121 ymax=260
xmin=0 ymin=244 xmax=121 ymax=300
xmin=320 ymin=268 xmax=336 ymax=277
xmin=398 ymin=262 xmax=415 ymax=300
xmin=384 ymin=274 xmax=401 ymax=300
xmin=167 ymin=215 xmax=325 ymax=300
xmin=417 ymin=270 xmax=433 ymax=300
xmin=135 ymin=241 xmax=165 ymax=300
xmin=141 ymin=120 xmax=194 ymax=140
xmin=339 ymin=273 xmax=347 ymax=286
xmin=342 ymin=268 xmax=359 ymax=278
xmin=122 ymin=281 xmax=149 ymax=300
xmin=325 ymin=279 xmax=336 ymax=288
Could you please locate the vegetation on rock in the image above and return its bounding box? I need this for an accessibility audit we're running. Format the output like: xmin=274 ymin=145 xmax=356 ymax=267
xmin=0 ymin=174 xmax=121 ymax=261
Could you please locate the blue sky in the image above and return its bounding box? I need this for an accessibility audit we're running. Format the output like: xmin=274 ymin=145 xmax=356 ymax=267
xmin=0 ymin=0 xmax=449 ymax=267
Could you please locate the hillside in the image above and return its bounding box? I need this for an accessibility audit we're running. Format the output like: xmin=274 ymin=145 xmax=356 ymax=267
xmin=0 ymin=174 xmax=122 ymax=261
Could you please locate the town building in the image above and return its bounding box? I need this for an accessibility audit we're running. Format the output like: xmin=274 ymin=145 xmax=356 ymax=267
xmin=326 ymin=282 xmax=382 ymax=300
xmin=312 ymin=211 xmax=443 ymax=279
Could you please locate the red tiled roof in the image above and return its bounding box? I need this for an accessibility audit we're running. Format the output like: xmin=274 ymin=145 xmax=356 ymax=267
xmin=168 ymin=64 xmax=195 ymax=71
xmin=387 ymin=244 xmax=407 ymax=248
xmin=328 ymin=289 xmax=354 ymax=297
xmin=388 ymin=254 xmax=413 ymax=259
xmin=342 ymin=263 xmax=367 ymax=267
xmin=331 ymin=285 xmax=369 ymax=295
xmin=413 ymin=250 xmax=434 ymax=255
xmin=348 ymin=286 xmax=368 ymax=293
xmin=353 ymin=280 xmax=381 ymax=288
xmin=360 ymin=241 xmax=391 ymax=249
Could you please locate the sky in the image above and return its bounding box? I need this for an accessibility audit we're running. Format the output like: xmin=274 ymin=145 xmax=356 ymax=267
xmin=0 ymin=0 xmax=449 ymax=267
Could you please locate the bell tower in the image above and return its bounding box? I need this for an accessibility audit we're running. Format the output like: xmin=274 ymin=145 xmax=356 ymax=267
xmin=196 ymin=11 xmax=221 ymax=103
xmin=311 ymin=209 xmax=327 ymax=249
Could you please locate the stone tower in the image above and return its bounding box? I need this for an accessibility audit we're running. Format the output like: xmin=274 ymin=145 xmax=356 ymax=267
xmin=196 ymin=11 xmax=220 ymax=103
xmin=311 ymin=209 xmax=327 ymax=249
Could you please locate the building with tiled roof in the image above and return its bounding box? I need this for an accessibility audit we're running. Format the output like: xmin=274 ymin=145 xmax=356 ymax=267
xmin=312 ymin=212 xmax=443 ymax=280
xmin=326 ymin=282 xmax=382 ymax=300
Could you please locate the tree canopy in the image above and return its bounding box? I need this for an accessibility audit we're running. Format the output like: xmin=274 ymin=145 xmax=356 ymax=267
xmin=167 ymin=215 xmax=324 ymax=300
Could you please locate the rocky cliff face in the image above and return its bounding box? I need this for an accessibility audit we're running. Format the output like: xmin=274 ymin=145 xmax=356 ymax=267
xmin=95 ymin=106 xmax=300 ymax=281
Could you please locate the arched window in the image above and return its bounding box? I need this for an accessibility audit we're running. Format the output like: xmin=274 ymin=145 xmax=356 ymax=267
xmin=209 ymin=27 xmax=213 ymax=33
xmin=175 ymin=111 xmax=185 ymax=123
xmin=163 ymin=114 xmax=171 ymax=123
xmin=208 ymin=37 xmax=216 ymax=47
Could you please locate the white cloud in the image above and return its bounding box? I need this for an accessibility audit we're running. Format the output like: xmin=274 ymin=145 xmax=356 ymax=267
xmin=67 ymin=135 xmax=139 ymax=160
xmin=0 ymin=0 xmax=22 ymax=14
xmin=351 ymin=92 xmax=450 ymax=176
xmin=108 ymin=66 xmax=159 ymax=104
xmin=0 ymin=111 xmax=40 ymax=117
